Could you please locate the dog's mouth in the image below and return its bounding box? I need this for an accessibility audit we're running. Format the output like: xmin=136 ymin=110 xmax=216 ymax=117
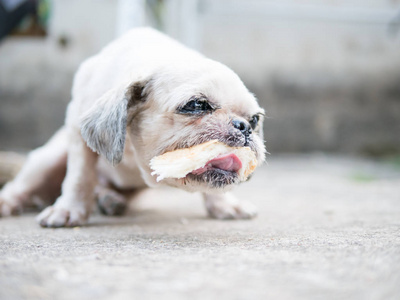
xmin=191 ymin=153 xmax=242 ymax=175
xmin=185 ymin=153 xmax=242 ymax=188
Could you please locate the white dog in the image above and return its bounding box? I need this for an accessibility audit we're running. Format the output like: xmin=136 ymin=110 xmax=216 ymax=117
xmin=0 ymin=28 xmax=265 ymax=227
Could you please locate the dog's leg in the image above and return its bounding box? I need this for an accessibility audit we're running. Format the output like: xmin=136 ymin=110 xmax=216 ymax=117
xmin=203 ymin=192 xmax=257 ymax=220
xmin=95 ymin=177 xmax=128 ymax=216
xmin=0 ymin=128 xmax=68 ymax=216
xmin=36 ymin=129 xmax=98 ymax=227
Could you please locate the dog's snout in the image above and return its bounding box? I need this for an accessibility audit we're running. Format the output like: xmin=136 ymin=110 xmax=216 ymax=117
xmin=232 ymin=119 xmax=252 ymax=136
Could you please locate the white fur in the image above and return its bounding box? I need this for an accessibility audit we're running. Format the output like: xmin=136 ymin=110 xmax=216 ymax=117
xmin=0 ymin=28 xmax=265 ymax=227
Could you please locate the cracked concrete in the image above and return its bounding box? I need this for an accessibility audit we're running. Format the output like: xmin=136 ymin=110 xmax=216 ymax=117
xmin=0 ymin=154 xmax=399 ymax=300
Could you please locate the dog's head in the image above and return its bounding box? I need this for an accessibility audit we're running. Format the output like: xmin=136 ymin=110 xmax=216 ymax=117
xmin=81 ymin=59 xmax=266 ymax=192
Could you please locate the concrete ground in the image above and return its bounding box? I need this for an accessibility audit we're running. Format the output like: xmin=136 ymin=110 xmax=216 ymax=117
xmin=0 ymin=154 xmax=399 ymax=300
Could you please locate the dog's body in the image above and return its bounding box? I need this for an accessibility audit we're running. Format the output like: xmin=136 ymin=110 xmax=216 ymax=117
xmin=0 ymin=28 xmax=266 ymax=227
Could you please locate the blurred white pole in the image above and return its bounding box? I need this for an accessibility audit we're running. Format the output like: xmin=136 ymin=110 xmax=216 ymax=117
xmin=164 ymin=0 xmax=200 ymax=50
xmin=180 ymin=0 xmax=200 ymax=50
xmin=116 ymin=0 xmax=146 ymax=37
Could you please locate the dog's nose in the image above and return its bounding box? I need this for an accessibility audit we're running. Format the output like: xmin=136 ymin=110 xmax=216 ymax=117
xmin=232 ymin=119 xmax=252 ymax=136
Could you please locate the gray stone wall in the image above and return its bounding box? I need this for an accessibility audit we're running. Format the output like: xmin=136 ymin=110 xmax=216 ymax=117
xmin=0 ymin=0 xmax=118 ymax=151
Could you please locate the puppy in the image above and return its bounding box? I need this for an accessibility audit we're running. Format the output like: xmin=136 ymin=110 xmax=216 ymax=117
xmin=0 ymin=28 xmax=266 ymax=227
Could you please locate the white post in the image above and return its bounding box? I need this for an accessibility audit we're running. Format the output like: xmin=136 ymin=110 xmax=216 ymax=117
xmin=164 ymin=0 xmax=201 ymax=50
xmin=180 ymin=0 xmax=200 ymax=49
xmin=116 ymin=0 xmax=146 ymax=37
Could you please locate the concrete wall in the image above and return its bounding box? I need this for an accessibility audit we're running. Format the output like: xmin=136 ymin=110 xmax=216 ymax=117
xmin=1 ymin=0 xmax=400 ymax=155
xmin=0 ymin=0 xmax=119 ymax=150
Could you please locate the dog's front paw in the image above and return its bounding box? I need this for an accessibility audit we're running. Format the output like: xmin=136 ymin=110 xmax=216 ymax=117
xmin=207 ymin=201 xmax=258 ymax=220
xmin=36 ymin=204 xmax=88 ymax=227
xmin=204 ymin=193 xmax=258 ymax=220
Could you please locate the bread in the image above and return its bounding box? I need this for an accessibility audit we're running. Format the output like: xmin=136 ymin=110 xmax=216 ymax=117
xmin=150 ymin=140 xmax=257 ymax=182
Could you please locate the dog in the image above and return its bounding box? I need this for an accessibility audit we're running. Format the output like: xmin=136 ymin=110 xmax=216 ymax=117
xmin=0 ymin=28 xmax=266 ymax=227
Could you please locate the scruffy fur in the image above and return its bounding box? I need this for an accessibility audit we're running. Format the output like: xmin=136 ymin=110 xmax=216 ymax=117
xmin=0 ymin=28 xmax=265 ymax=227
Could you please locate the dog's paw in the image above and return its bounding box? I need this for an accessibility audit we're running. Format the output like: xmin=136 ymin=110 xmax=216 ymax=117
xmin=36 ymin=204 xmax=88 ymax=228
xmin=0 ymin=195 xmax=22 ymax=217
xmin=0 ymin=186 xmax=23 ymax=217
xmin=97 ymin=190 xmax=127 ymax=216
xmin=206 ymin=200 xmax=258 ymax=220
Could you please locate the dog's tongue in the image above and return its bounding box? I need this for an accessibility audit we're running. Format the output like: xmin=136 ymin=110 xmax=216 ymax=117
xmin=209 ymin=153 xmax=242 ymax=171
xmin=191 ymin=153 xmax=242 ymax=175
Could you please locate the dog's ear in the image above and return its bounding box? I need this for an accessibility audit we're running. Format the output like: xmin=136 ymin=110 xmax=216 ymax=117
xmin=80 ymin=80 xmax=148 ymax=165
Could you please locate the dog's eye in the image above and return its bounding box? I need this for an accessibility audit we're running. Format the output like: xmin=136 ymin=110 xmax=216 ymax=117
xmin=180 ymin=99 xmax=213 ymax=114
xmin=249 ymin=115 xmax=260 ymax=129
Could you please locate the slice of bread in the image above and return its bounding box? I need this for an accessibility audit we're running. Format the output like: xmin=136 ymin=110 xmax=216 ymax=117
xmin=150 ymin=140 xmax=257 ymax=182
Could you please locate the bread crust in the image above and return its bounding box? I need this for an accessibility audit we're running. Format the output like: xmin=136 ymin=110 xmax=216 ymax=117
xmin=150 ymin=140 xmax=257 ymax=182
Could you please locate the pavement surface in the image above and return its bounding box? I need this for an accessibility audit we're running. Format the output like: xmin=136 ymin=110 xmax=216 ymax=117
xmin=0 ymin=154 xmax=399 ymax=300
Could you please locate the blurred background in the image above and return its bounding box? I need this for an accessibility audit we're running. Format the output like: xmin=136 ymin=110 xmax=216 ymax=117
xmin=0 ymin=0 xmax=400 ymax=156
